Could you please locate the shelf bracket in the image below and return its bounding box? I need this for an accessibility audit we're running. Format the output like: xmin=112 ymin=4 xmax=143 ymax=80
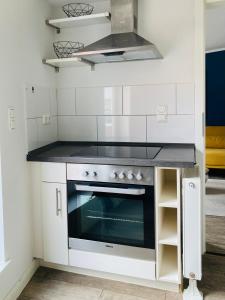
xmin=46 ymin=20 xmax=61 ymax=34
xmin=80 ymin=58 xmax=95 ymax=71
xmin=107 ymin=13 xmax=111 ymax=21
xmin=42 ymin=59 xmax=59 ymax=73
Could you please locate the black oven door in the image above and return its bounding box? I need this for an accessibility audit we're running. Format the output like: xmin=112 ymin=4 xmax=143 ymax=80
xmin=67 ymin=181 xmax=155 ymax=250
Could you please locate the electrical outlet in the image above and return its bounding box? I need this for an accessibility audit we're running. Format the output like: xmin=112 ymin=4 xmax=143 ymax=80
xmin=156 ymin=105 xmax=168 ymax=122
xmin=157 ymin=114 xmax=168 ymax=122
xmin=8 ymin=108 xmax=16 ymax=130
xmin=157 ymin=105 xmax=168 ymax=115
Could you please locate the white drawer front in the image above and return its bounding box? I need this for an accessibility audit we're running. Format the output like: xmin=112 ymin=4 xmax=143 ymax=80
xmin=69 ymin=249 xmax=156 ymax=281
xmin=41 ymin=162 xmax=66 ymax=183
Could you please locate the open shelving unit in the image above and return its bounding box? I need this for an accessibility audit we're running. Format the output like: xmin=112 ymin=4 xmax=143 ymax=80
xmin=42 ymin=57 xmax=95 ymax=72
xmin=46 ymin=12 xmax=111 ymax=33
xmin=43 ymin=11 xmax=111 ymax=71
xmin=155 ymin=168 xmax=181 ymax=284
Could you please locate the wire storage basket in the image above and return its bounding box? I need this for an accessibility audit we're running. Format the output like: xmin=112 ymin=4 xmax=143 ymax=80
xmin=53 ymin=41 xmax=84 ymax=58
xmin=62 ymin=3 xmax=94 ymax=18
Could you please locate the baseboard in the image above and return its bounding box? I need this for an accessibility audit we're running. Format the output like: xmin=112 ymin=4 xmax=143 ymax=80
xmin=40 ymin=259 xmax=179 ymax=292
xmin=4 ymin=259 xmax=39 ymax=300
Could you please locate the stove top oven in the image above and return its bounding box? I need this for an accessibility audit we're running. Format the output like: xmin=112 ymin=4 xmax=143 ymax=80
xmin=67 ymin=164 xmax=155 ymax=259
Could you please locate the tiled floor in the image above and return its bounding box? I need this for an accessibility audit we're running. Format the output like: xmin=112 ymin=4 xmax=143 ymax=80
xmin=18 ymin=254 xmax=225 ymax=300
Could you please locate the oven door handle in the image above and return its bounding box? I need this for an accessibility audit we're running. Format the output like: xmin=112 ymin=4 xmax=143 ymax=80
xmin=74 ymin=185 xmax=146 ymax=196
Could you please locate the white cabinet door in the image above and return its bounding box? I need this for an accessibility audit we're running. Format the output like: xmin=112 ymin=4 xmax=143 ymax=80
xmin=42 ymin=182 xmax=68 ymax=265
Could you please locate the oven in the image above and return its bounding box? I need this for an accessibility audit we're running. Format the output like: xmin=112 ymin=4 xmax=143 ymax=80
xmin=67 ymin=164 xmax=155 ymax=258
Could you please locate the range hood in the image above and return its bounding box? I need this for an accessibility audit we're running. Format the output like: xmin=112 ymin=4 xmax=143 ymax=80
xmin=74 ymin=0 xmax=162 ymax=64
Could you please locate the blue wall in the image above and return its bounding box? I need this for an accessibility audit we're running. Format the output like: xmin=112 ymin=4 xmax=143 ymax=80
xmin=206 ymin=50 xmax=225 ymax=126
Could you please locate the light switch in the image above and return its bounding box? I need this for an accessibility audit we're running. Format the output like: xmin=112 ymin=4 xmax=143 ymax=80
xmin=8 ymin=108 xmax=16 ymax=130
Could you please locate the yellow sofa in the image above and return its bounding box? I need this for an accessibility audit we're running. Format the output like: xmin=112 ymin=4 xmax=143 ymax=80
xmin=206 ymin=126 xmax=225 ymax=169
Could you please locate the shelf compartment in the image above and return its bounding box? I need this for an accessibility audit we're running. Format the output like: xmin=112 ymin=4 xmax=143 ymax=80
xmin=46 ymin=12 xmax=111 ymax=32
xmin=158 ymin=245 xmax=179 ymax=283
xmin=158 ymin=208 xmax=178 ymax=246
xmin=42 ymin=57 xmax=95 ymax=72
xmin=157 ymin=168 xmax=179 ymax=208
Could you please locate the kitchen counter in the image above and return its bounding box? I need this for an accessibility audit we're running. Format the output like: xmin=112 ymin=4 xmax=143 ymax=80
xmin=27 ymin=142 xmax=196 ymax=168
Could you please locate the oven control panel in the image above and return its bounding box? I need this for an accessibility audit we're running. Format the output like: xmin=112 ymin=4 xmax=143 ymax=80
xmin=67 ymin=164 xmax=154 ymax=186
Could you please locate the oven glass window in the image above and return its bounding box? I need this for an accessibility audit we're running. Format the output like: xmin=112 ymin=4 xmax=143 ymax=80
xmin=67 ymin=181 xmax=155 ymax=249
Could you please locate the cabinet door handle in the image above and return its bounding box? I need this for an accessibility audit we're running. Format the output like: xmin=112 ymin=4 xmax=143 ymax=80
xmin=56 ymin=188 xmax=62 ymax=216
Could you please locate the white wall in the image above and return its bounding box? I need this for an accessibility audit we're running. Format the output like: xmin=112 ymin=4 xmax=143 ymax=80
xmin=25 ymin=85 xmax=57 ymax=151
xmin=53 ymin=0 xmax=198 ymax=145
xmin=0 ymin=0 xmax=55 ymax=299
xmin=0 ymin=157 xmax=5 ymax=264
xmin=206 ymin=1 xmax=225 ymax=51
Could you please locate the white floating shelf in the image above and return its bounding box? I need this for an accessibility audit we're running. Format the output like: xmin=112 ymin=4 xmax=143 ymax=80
xmin=46 ymin=12 xmax=111 ymax=32
xmin=42 ymin=57 xmax=95 ymax=71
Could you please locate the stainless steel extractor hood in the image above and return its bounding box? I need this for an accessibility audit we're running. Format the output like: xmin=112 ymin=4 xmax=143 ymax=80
xmin=74 ymin=0 xmax=162 ymax=64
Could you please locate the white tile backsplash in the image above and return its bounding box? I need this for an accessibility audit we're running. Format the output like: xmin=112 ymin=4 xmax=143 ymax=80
xmin=58 ymin=116 xmax=97 ymax=141
xmin=123 ymin=84 xmax=176 ymax=115
xmin=177 ymin=83 xmax=195 ymax=114
xmin=25 ymin=83 xmax=196 ymax=151
xmin=76 ymin=86 xmax=123 ymax=115
xmin=98 ymin=116 xmax=146 ymax=142
xmin=27 ymin=119 xmax=38 ymax=151
xmin=147 ymin=115 xmax=195 ymax=143
xmin=57 ymin=88 xmax=76 ymax=116
xmin=37 ymin=117 xmax=58 ymax=148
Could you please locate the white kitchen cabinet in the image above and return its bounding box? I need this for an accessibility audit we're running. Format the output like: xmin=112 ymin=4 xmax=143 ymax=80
xmin=41 ymin=162 xmax=66 ymax=183
xmin=42 ymin=182 xmax=68 ymax=265
xmin=29 ymin=162 xmax=43 ymax=259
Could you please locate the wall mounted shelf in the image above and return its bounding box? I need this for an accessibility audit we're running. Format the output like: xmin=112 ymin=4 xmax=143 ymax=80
xmin=46 ymin=12 xmax=111 ymax=33
xmin=42 ymin=57 xmax=95 ymax=72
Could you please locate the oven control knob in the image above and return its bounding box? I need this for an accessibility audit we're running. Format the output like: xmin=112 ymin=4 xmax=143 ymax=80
xmin=92 ymin=171 xmax=97 ymax=177
xmin=127 ymin=172 xmax=134 ymax=180
xmin=136 ymin=173 xmax=143 ymax=181
xmin=119 ymin=172 xmax=126 ymax=180
xmin=110 ymin=172 xmax=117 ymax=179
xmin=82 ymin=171 xmax=89 ymax=177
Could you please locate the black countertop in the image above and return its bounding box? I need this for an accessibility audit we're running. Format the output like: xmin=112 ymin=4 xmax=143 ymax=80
xmin=27 ymin=142 xmax=196 ymax=168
